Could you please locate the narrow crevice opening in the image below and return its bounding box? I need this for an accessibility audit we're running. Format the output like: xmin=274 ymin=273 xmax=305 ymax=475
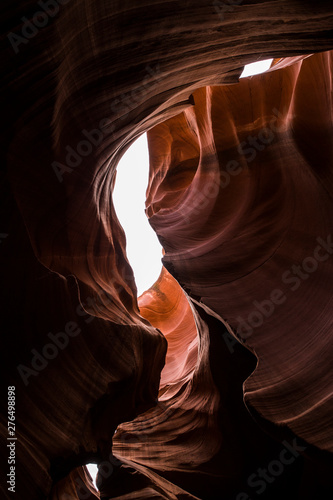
xmin=112 ymin=133 xmax=163 ymax=297
xmin=240 ymin=58 xmax=274 ymax=78
xmin=86 ymin=463 xmax=98 ymax=490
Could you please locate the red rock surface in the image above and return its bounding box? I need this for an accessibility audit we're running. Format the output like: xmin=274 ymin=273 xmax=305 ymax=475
xmin=1 ymin=1 xmax=333 ymax=499
xmin=147 ymin=50 xmax=333 ymax=454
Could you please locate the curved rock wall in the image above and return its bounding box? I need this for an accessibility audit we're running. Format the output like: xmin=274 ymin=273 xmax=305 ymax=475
xmin=147 ymin=51 xmax=333 ymax=454
xmin=1 ymin=1 xmax=333 ymax=499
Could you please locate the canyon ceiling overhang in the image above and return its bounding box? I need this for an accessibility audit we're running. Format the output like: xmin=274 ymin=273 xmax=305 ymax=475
xmin=1 ymin=1 xmax=333 ymax=499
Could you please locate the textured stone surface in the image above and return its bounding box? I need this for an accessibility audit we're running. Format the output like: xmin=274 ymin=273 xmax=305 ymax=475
xmin=1 ymin=1 xmax=333 ymax=499
xmin=147 ymin=51 xmax=333 ymax=453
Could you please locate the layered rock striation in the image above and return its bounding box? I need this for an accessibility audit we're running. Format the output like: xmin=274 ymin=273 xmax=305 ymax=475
xmin=1 ymin=1 xmax=333 ymax=499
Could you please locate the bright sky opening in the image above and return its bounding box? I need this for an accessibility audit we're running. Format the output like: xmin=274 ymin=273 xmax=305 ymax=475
xmin=240 ymin=58 xmax=273 ymax=78
xmin=88 ymin=57 xmax=275 ymax=492
xmin=113 ymin=133 xmax=163 ymax=296
xmin=112 ymin=62 xmax=273 ymax=296
xmin=86 ymin=463 xmax=98 ymax=488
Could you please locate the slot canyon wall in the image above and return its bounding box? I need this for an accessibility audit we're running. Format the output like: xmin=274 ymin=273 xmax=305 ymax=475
xmin=1 ymin=1 xmax=333 ymax=499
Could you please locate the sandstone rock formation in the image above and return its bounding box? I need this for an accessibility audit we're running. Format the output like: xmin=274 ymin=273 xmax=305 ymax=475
xmin=1 ymin=1 xmax=333 ymax=499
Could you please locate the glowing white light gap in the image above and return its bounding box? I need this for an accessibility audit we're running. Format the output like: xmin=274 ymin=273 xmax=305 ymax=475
xmin=240 ymin=58 xmax=274 ymax=78
xmin=86 ymin=463 xmax=98 ymax=488
xmin=112 ymin=133 xmax=163 ymax=297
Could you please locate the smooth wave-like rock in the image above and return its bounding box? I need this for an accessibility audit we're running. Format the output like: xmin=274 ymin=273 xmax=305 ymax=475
xmin=147 ymin=50 xmax=333 ymax=455
xmin=1 ymin=1 xmax=333 ymax=499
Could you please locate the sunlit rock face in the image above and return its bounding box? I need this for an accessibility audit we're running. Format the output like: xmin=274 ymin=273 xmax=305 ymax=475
xmin=1 ymin=1 xmax=333 ymax=499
